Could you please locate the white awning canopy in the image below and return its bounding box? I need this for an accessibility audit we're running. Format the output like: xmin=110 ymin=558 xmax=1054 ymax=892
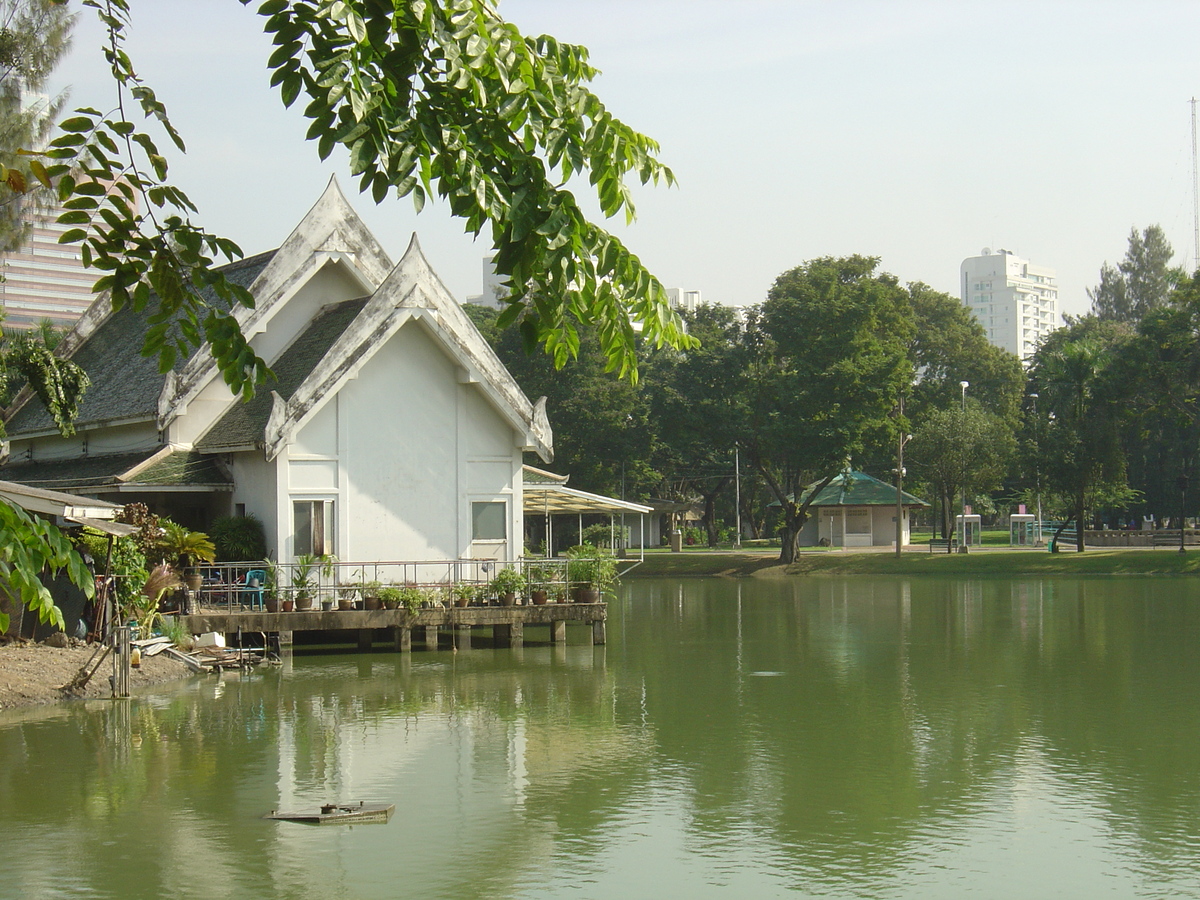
xmin=523 ymin=484 xmax=653 ymax=516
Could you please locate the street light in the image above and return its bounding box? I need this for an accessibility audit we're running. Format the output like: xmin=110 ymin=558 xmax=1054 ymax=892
xmin=1030 ymin=392 xmax=1042 ymax=546
xmin=893 ymin=392 xmax=912 ymax=557
xmin=960 ymin=381 xmax=969 ymax=548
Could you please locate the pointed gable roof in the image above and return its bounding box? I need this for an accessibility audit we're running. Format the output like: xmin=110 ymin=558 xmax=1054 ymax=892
xmin=160 ymin=178 xmax=393 ymax=429
xmin=202 ymin=234 xmax=552 ymax=463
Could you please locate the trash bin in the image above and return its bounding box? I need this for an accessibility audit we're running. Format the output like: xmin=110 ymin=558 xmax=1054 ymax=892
xmin=669 ymin=530 xmax=683 ymax=553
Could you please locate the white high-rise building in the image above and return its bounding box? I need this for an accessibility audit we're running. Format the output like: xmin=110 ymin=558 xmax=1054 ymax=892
xmin=960 ymin=248 xmax=1059 ymax=362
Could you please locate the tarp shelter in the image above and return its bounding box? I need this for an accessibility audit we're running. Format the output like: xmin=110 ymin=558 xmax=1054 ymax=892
xmin=522 ymin=466 xmax=652 ymax=557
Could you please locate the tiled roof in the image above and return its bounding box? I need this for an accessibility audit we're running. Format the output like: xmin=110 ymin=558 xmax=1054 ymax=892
xmin=800 ymin=471 xmax=929 ymax=508
xmin=0 ymin=450 xmax=157 ymax=491
xmin=5 ymin=251 xmax=275 ymax=436
xmin=0 ymin=447 xmax=232 ymax=492
xmin=131 ymin=450 xmax=231 ymax=487
xmin=196 ymin=298 xmax=369 ymax=451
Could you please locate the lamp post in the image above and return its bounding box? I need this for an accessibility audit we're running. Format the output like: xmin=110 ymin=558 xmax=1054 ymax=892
xmin=1030 ymin=392 xmax=1042 ymax=546
xmin=1178 ymin=474 xmax=1189 ymax=554
xmin=734 ymin=445 xmax=742 ymax=550
xmin=960 ymin=381 xmax=969 ymax=548
xmin=894 ymin=393 xmax=911 ymax=558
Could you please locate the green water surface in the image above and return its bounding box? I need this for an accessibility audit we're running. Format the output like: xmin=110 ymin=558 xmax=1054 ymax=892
xmin=3 ymin=575 xmax=1200 ymax=899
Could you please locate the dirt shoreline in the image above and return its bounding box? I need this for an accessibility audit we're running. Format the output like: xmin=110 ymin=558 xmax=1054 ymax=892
xmin=0 ymin=640 xmax=194 ymax=710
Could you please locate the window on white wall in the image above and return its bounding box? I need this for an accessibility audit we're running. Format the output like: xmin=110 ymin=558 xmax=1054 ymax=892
xmin=472 ymin=501 xmax=507 ymax=541
xmin=294 ymin=499 xmax=334 ymax=556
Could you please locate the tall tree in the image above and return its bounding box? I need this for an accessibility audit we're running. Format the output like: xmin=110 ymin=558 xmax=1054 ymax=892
xmin=1088 ymin=225 xmax=1182 ymax=324
xmin=1026 ymin=317 xmax=1130 ymax=551
xmin=906 ymin=282 xmax=1023 ymax=425
xmin=907 ymin=402 xmax=1015 ymax=539
xmin=1113 ymin=271 xmax=1200 ymax=518
xmin=648 ymin=303 xmax=750 ymax=545
xmin=0 ymin=0 xmax=72 ymax=252
xmin=744 ymin=256 xmax=914 ymax=563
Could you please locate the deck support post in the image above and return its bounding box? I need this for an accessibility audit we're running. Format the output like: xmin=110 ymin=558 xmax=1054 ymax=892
xmin=358 ymin=629 xmax=372 ymax=652
xmin=455 ymin=623 xmax=472 ymax=650
xmin=494 ymin=622 xmax=523 ymax=648
xmin=592 ymin=619 xmax=606 ymax=645
xmin=394 ymin=626 xmax=411 ymax=652
xmin=549 ymin=619 xmax=566 ymax=644
xmin=422 ymin=625 xmax=438 ymax=650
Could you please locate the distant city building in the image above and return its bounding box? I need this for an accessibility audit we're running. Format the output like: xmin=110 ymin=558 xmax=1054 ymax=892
xmin=465 ymin=255 xmax=508 ymax=309
xmin=960 ymin=248 xmax=1059 ymax=362
xmin=1 ymin=190 xmax=97 ymax=330
xmin=465 ymin=255 xmax=702 ymax=320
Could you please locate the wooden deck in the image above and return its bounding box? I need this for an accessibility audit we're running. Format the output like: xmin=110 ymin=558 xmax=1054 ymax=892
xmin=179 ymin=602 xmax=606 ymax=651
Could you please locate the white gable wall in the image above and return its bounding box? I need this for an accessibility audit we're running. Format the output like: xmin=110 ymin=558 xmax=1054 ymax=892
xmin=250 ymin=264 xmax=368 ymax=369
xmin=230 ymin=452 xmax=281 ymax=558
xmin=278 ymin=318 xmax=521 ymax=562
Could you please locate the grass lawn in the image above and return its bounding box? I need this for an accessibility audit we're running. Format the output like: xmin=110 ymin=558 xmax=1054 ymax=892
xmin=624 ymin=547 xmax=1200 ymax=578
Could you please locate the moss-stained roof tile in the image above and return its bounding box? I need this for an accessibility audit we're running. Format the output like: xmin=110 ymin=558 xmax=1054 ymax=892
xmin=196 ymin=297 xmax=368 ymax=451
xmin=5 ymin=251 xmax=276 ymax=436
xmin=0 ymin=449 xmax=154 ymax=491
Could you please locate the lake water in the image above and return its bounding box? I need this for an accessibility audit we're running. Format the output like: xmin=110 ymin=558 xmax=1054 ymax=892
xmin=4 ymin=575 xmax=1200 ymax=899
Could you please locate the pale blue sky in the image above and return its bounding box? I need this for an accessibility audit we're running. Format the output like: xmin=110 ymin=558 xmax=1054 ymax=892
xmin=51 ymin=1 xmax=1200 ymax=317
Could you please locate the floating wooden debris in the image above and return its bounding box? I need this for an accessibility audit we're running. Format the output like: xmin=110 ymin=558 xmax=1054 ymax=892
xmin=264 ymin=801 xmax=395 ymax=825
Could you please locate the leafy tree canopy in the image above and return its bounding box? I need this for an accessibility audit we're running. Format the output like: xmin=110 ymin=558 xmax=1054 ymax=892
xmin=1026 ymin=316 xmax=1131 ymax=549
xmin=748 ymin=255 xmax=914 ymax=561
xmin=1088 ymin=224 xmax=1183 ymax=325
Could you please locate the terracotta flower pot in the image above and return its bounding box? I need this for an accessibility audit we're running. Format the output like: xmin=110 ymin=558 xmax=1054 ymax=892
xmin=501 ymin=591 xmax=517 ymax=607
xmin=281 ymin=599 xmax=295 ymax=613
xmin=295 ymin=593 xmax=314 ymax=611
xmin=531 ymin=590 xmax=548 ymax=606
xmin=578 ymin=588 xmax=601 ymax=604
xmin=265 ymin=595 xmax=279 ymax=613
xmin=364 ymin=596 xmax=382 ymax=610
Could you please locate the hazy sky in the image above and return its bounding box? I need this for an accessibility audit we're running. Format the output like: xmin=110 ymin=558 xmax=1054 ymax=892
xmin=50 ymin=1 xmax=1200 ymax=318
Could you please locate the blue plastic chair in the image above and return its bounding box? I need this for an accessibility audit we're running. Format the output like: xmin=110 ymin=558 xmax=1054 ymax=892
xmin=242 ymin=569 xmax=266 ymax=611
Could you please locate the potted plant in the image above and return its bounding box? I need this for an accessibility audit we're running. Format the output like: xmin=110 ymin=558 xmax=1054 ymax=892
xmin=378 ymin=584 xmax=403 ymax=610
xmin=388 ymin=584 xmax=424 ymax=613
xmin=451 ymin=582 xmax=479 ymax=608
xmin=292 ymin=553 xmax=336 ymax=611
xmin=337 ymin=581 xmax=359 ymax=610
xmin=157 ymin=521 xmax=216 ymax=592
xmin=526 ymin=561 xmax=560 ymax=605
xmin=262 ymin=560 xmax=281 ymax=612
xmin=208 ymin=514 xmax=267 ymax=562
xmin=359 ymin=579 xmax=382 ymax=610
xmin=489 ymin=567 xmax=526 ymax=607
xmin=567 ymin=547 xmax=618 ymax=603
